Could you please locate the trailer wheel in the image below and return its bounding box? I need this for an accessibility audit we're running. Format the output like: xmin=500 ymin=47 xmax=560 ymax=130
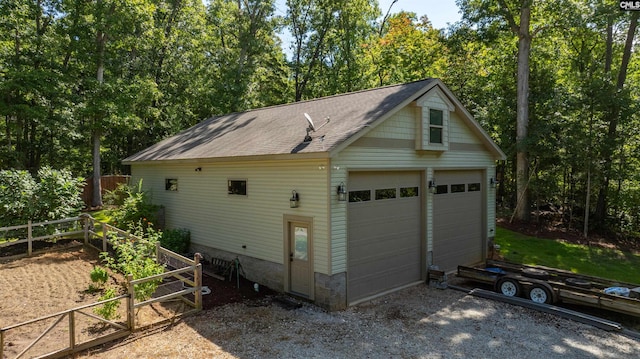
xmin=496 ymin=278 xmax=521 ymax=297
xmin=528 ymin=285 xmax=552 ymax=304
xmin=565 ymin=278 xmax=591 ymax=289
xmin=522 ymin=268 xmax=549 ymax=280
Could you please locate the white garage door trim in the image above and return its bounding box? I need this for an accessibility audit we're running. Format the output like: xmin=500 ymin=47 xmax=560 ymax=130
xmin=347 ymin=171 xmax=423 ymax=304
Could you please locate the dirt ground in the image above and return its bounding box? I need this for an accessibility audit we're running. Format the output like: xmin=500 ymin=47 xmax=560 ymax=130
xmin=0 ymin=246 xmax=273 ymax=358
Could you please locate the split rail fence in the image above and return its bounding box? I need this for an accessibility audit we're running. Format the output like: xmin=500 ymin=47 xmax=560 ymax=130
xmin=0 ymin=215 xmax=202 ymax=359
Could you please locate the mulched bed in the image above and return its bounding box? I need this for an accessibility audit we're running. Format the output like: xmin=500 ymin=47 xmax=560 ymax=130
xmin=200 ymin=273 xmax=277 ymax=309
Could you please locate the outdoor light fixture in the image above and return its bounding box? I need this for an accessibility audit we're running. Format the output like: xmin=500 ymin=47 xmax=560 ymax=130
xmin=428 ymin=180 xmax=437 ymax=194
xmin=337 ymin=182 xmax=347 ymax=201
xmin=490 ymin=177 xmax=498 ymax=188
xmin=195 ymin=167 xmax=202 ymax=172
xmin=290 ymin=190 xmax=300 ymax=208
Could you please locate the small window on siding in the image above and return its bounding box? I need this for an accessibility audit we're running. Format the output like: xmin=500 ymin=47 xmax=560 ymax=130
xmin=451 ymin=184 xmax=466 ymax=193
xmin=429 ymin=109 xmax=444 ymax=144
xmin=349 ymin=190 xmax=371 ymax=202
xmin=400 ymin=187 xmax=419 ymax=198
xmin=468 ymin=183 xmax=481 ymax=192
xmin=435 ymin=185 xmax=448 ymax=195
xmin=228 ymin=180 xmax=247 ymax=195
xmin=165 ymin=178 xmax=178 ymax=191
xmin=375 ymin=188 xmax=396 ymax=200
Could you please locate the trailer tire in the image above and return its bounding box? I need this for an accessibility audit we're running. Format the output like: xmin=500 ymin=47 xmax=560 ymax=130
xmin=528 ymin=284 xmax=553 ymax=304
xmin=496 ymin=277 xmax=521 ymax=297
xmin=565 ymin=278 xmax=591 ymax=289
xmin=522 ymin=268 xmax=550 ymax=280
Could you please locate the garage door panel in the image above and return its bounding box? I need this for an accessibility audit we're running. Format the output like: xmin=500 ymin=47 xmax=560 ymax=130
xmin=433 ymin=170 xmax=484 ymax=272
xmin=347 ymin=171 xmax=422 ymax=303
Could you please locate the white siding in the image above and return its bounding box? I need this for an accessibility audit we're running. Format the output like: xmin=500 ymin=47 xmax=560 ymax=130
xmin=450 ymin=112 xmax=481 ymax=144
xmin=132 ymin=160 xmax=331 ymax=274
xmin=330 ymin=103 xmax=497 ymax=275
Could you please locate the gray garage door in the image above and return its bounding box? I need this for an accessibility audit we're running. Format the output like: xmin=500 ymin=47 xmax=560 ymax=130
xmin=433 ymin=170 xmax=484 ymax=273
xmin=347 ymin=171 xmax=422 ymax=304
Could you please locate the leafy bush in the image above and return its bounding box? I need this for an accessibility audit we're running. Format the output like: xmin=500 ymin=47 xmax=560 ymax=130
xmin=90 ymin=266 xmax=109 ymax=288
xmin=103 ymin=183 xmax=129 ymax=206
xmin=0 ymin=170 xmax=37 ymax=226
xmin=109 ymin=179 xmax=159 ymax=232
xmin=100 ymin=223 xmax=165 ymax=301
xmin=161 ymin=228 xmax=191 ymax=254
xmin=93 ymin=287 xmax=121 ymax=320
xmin=0 ymin=167 xmax=84 ymax=228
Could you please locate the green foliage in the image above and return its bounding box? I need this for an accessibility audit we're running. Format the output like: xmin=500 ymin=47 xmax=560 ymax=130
xmin=495 ymin=227 xmax=640 ymax=284
xmin=90 ymin=266 xmax=109 ymax=288
xmin=93 ymin=287 xmax=121 ymax=320
xmin=0 ymin=168 xmax=84 ymax=227
xmin=0 ymin=170 xmax=37 ymax=226
xmin=160 ymin=228 xmax=191 ymax=254
xmin=100 ymin=224 xmax=165 ymax=301
xmin=108 ymin=180 xmax=159 ymax=232
xmin=103 ymin=183 xmax=130 ymax=207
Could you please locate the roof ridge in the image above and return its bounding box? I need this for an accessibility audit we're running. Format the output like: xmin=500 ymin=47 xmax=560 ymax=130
xmin=216 ymin=78 xmax=433 ymax=117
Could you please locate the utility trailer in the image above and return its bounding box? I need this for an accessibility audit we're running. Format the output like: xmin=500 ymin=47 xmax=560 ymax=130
xmin=456 ymin=260 xmax=640 ymax=317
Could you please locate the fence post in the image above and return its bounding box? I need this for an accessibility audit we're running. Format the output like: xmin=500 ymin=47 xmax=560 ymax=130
xmin=127 ymin=274 xmax=135 ymax=331
xmin=102 ymin=224 xmax=108 ymax=252
xmin=27 ymin=220 xmax=32 ymax=256
xmin=194 ymin=254 xmax=202 ymax=311
xmin=1 ymin=329 xmax=4 ymax=359
xmin=156 ymin=242 xmax=161 ymax=264
xmin=82 ymin=215 xmax=89 ymax=245
xmin=69 ymin=310 xmax=76 ymax=351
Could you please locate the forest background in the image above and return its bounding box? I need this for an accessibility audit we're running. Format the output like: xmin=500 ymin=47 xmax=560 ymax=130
xmin=0 ymin=0 xmax=638 ymax=238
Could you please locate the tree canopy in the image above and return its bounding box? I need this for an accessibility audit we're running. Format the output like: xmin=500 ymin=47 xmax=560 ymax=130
xmin=0 ymin=0 xmax=638 ymax=236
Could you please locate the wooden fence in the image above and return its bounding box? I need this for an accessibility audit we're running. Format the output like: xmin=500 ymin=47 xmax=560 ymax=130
xmin=81 ymin=175 xmax=131 ymax=208
xmin=0 ymin=215 xmax=202 ymax=359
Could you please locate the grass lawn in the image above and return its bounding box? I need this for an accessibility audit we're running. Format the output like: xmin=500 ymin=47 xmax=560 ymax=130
xmin=89 ymin=209 xmax=112 ymax=224
xmin=495 ymin=226 xmax=640 ymax=284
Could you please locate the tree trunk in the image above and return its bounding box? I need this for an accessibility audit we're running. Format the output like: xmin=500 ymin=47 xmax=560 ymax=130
xmin=514 ymin=3 xmax=531 ymax=222
xmin=593 ymin=12 xmax=638 ymax=226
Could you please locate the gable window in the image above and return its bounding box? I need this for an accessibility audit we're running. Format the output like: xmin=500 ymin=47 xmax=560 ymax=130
xmin=429 ymin=109 xmax=444 ymax=144
xmin=228 ymin=179 xmax=247 ymax=195
xmin=165 ymin=178 xmax=178 ymax=191
xmin=415 ymin=88 xmax=453 ymax=151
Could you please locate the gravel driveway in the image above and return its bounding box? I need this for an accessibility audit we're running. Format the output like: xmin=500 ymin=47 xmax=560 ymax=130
xmin=81 ymin=284 xmax=640 ymax=359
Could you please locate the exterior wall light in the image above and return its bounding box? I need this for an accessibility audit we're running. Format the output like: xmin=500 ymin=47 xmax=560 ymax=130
xmin=290 ymin=190 xmax=300 ymax=208
xmin=490 ymin=177 xmax=498 ymax=188
xmin=337 ymin=182 xmax=347 ymax=201
xmin=428 ymin=180 xmax=437 ymax=194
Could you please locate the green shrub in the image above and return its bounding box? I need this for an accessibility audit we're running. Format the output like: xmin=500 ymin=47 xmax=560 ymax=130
xmin=109 ymin=179 xmax=159 ymax=232
xmin=100 ymin=224 xmax=165 ymax=302
xmin=93 ymin=287 xmax=121 ymax=320
xmin=90 ymin=266 xmax=109 ymax=288
xmin=0 ymin=167 xmax=84 ymax=230
xmin=161 ymin=228 xmax=191 ymax=254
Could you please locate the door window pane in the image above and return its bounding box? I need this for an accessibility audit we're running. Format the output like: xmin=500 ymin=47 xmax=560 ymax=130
xmin=294 ymin=226 xmax=308 ymax=260
xmin=435 ymin=185 xmax=448 ymax=194
xmin=375 ymin=188 xmax=396 ymax=200
xmin=468 ymin=183 xmax=481 ymax=192
xmin=349 ymin=190 xmax=371 ymax=202
xmin=400 ymin=187 xmax=419 ymax=197
xmin=451 ymin=184 xmax=466 ymax=193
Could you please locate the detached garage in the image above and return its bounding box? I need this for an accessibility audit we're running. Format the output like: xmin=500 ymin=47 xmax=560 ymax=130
xmin=123 ymin=78 xmax=505 ymax=310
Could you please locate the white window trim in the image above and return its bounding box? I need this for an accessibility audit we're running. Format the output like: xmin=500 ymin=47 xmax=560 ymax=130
xmin=415 ymin=87 xmax=454 ymax=151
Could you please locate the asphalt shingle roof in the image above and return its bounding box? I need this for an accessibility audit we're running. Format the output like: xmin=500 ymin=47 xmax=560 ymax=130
xmin=123 ymin=79 xmax=436 ymax=163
